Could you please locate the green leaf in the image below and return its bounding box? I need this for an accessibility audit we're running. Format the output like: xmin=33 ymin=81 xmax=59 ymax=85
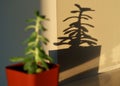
xmin=25 ymin=25 xmax=35 ymax=31
xmin=26 ymin=18 xmax=36 ymax=23
xmin=28 ymin=41 xmax=36 ymax=47
xmin=41 ymin=61 xmax=49 ymax=70
xmin=37 ymin=15 xmax=46 ymax=21
xmin=36 ymin=68 xmax=43 ymax=73
xmin=38 ymin=57 xmax=49 ymax=70
xmin=39 ymin=50 xmax=46 ymax=58
xmin=24 ymin=61 xmax=37 ymax=74
xmin=39 ymin=25 xmax=47 ymax=31
xmin=10 ymin=57 xmax=25 ymax=62
xmin=35 ymin=11 xmax=40 ymax=17
xmin=23 ymin=56 xmax=33 ymax=63
xmin=46 ymin=56 xmax=54 ymax=63
xmin=39 ymin=50 xmax=53 ymax=63
xmin=25 ymin=32 xmax=37 ymax=43
xmin=25 ymin=49 xmax=35 ymax=55
xmin=38 ymin=36 xmax=49 ymax=45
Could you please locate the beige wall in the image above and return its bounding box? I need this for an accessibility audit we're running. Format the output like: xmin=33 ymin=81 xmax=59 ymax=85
xmin=96 ymin=0 xmax=120 ymax=72
xmin=40 ymin=0 xmax=58 ymax=53
xmin=40 ymin=0 xmax=120 ymax=74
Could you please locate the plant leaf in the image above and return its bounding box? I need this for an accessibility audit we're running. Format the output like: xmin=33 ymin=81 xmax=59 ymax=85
xmin=40 ymin=25 xmax=47 ymax=31
xmin=25 ymin=25 xmax=35 ymax=31
xmin=26 ymin=18 xmax=36 ymax=23
xmin=25 ymin=49 xmax=35 ymax=55
xmin=10 ymin=57 xmax=25 ymax=62
xmin=39 ymin=36 xmax=49 ymax=45
xmin=46 ymin=56 xmax=54 ymax=63
xmin=24 ymin=61 xmax=37 ymax=74
xmin=28 ymin=41 xmax=36 ymax=47
xmin=24 ymin=32 xmax=37 ymax=45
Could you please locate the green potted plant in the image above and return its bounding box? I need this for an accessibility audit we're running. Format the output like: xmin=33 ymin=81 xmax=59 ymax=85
xmin=6 ymin=11 xmax=59 ymax=86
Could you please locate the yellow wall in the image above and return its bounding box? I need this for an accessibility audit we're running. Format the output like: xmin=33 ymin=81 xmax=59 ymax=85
xmin=96 ymin=0 xmax=120 ymax=72
xmin=40 ymin=0 xmax=58 ymax=53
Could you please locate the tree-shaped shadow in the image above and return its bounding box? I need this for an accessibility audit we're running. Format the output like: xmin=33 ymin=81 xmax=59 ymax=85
xmin=54 ymin=4 xmax=98 ymax=48
xmin=49 ymin=4 xmax=101 ymax=85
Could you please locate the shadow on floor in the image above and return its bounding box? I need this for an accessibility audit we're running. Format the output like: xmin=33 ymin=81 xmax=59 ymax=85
xmin=59 ymin=67 xmax=100 ymax=86
xmin=60 ymin=68 xmax=120 ymax=86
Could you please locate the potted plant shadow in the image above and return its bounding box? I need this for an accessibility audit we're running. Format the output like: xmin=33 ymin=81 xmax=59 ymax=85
xmin=49 ymin=4 xmax=101 ymax=82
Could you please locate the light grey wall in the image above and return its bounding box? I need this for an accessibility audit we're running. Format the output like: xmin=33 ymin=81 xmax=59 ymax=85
xmin=0 ymin=0 xmax=39 ymax=86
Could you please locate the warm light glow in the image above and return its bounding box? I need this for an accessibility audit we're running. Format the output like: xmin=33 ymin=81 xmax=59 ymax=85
xmin=99 ymin=44 xmax=120 ymax=73
xmin=112 ymin=44 xmax=120 ymax=63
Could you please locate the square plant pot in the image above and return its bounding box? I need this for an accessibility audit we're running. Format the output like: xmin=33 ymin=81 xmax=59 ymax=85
xmin=6 ymin=63 xmax=59 ymax=86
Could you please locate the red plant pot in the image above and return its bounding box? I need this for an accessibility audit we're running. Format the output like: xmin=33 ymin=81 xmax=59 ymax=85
xmin=6 ymin=63 xmax=59 ymax=86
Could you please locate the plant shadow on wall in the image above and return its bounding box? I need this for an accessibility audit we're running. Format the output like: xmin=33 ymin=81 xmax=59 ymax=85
xmin=49 ymin=4 xmax=101 ymax=85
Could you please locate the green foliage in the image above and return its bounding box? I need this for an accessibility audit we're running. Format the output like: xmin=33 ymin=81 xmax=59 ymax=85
xmin=10 ymin=11 xmax=53 ymax=74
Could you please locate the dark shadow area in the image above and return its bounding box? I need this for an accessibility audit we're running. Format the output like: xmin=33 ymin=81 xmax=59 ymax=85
xmin=50 ymin=46 xmax=101 ymax=72
xmin=59 ymin=67 xmax=100 ymax=86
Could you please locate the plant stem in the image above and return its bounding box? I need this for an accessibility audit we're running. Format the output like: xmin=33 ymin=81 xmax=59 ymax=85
xmin=35 ymin=16 xmax=40 ymax=64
